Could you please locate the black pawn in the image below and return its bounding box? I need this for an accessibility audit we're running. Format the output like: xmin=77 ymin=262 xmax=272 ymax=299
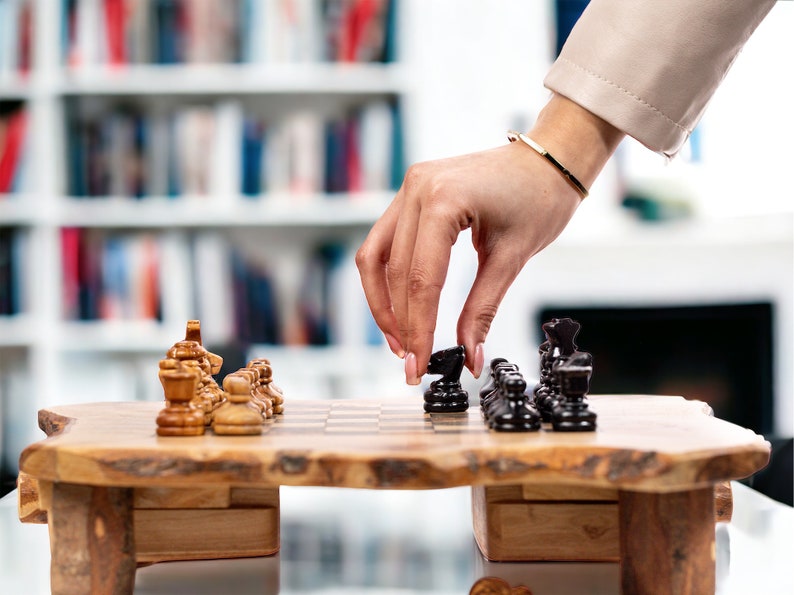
xmin=481 ymin=361 xmax=518 ymax=414
xmin=551 ymin=351 xmax=597 ymax=432
xmin=479 ymin=357 xmax=508 ymax=405
xmin=424 ymin=345 xmax=469 ymax=413
xmin=535 ymin=318 xmax=581 ymax=422
xmin=488 ymin=374 xmax=541 ymax=432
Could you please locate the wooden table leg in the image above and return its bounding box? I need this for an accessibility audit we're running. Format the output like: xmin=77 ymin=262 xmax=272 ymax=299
xmin=48 ymin=483 xmax=136 ymax=595
xmin=619 ymin=487 xmax=715 ymax=595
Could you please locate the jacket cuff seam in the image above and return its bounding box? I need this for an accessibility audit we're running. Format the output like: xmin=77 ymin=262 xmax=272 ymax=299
xmin=556 ymin=57 xmax=690 ymax=136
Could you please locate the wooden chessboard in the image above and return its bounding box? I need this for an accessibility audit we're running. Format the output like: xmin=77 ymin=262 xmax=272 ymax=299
xmin=20 ymin=394 xmax=769 ymax=491
xmin=18 ymin=394 xmax=770 ymax=595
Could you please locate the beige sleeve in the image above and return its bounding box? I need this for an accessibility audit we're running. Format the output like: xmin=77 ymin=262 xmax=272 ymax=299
xmin=543 ymin=0 xmax=776 ymax=157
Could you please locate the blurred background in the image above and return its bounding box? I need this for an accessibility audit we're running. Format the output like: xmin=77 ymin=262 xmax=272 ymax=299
xmin=0 ymin=0 xmax=791 ymax=507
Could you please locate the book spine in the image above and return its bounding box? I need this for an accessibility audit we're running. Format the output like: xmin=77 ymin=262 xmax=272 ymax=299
xmin=61 ymin=0 xmax=397 ymax=65
xmin=0 ymin=106 xmax=28 ymax=194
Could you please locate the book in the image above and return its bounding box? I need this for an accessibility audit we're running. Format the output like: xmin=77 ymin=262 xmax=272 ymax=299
xmin=61 ymin=0 xmax=396 ymax=66
xmin=0 ymin=106 xmax=28 ymax=194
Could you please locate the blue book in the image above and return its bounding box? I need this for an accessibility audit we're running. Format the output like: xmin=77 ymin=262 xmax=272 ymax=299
xmin=241 ymin=118 xmax=263 ymax=197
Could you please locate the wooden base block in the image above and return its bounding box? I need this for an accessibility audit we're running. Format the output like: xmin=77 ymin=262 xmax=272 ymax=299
xmin=20 ymin=480 xmax=280 ymax=564
xmin=472 ymin=482 xmax=732 ymax=563
xmin=135 ymin=507 xmax=279 ymax=563
xmin=133 ymin=486 xmax=280 ymax=563
xmin=472 ymin=485 xmax=620 ymax=562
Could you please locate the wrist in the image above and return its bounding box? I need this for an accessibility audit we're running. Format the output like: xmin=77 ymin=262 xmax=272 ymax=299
xmin=528 ymin=94 xmax=625 ymax=190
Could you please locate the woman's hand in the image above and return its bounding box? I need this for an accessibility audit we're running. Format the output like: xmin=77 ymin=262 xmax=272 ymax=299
xmin=356 ymin=95 xmax=624 ymax=384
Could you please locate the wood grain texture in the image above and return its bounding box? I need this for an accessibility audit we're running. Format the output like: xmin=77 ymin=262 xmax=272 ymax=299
xmin=48 ymin=483 xmax=136 ymax=595
xmin=619 ymin=487 xmax=715 ymax=595
xmin=472 ymin=484 xmax=620 ymax=562
xmin=17 ymin=472 xmax=48 ymax=524
xmin=19 ymin=396 xmax=770 ymax=493
xmin=472 ymin=481 xmax=731 ymax=562
xmin=134 ymin=507 xmax=279 ymax=562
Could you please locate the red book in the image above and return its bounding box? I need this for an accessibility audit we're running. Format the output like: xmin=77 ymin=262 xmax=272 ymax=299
xmin=345 ymin=117 xmax=362 ymax=192
xmin=104 ymin=0 xmax=127 ymax=66
xmin=0 ymin=108 xmax=27 ymax=193
xmin=61 ymin=228 xmax=81 ymax=319
xmin=346 ymin=0 xmax=378 ymax=62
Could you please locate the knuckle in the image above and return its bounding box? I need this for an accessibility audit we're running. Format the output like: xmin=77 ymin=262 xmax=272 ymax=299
xmin=354 ymin=243 xmax=371 ymax=271
xmin=386 ymin=258 xmax=407 ymax=286
xmin=406 ymin=265 xmax=442 ymax=296
xmin=402 ymin=162 xmax=428 ymax=193
xmin=459 ymin=303 xmax=498 ymax=339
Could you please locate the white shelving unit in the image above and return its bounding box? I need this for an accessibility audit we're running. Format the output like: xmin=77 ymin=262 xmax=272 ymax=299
xmin=0 ymin=0 xmax=415 ymax=474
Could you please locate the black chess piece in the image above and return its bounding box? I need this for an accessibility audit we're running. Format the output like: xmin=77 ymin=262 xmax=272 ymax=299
xmin=479 ymin=357 xmax=508 ymax=405
xmin=423 ymin=345 xmax=469 ymax=413
xmin=535 ymin=317 xmax=581 ymax=422
xmin=551 ymin=351 xmax=597 ymax=432
xmin=480 ymin=360 xmax=518 ymax=414
xmin=487 ymin=373 xmax=541 ymax=432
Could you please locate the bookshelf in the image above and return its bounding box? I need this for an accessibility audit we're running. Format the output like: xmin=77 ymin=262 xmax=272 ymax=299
xmin=0 ymin=0 xmax=414 ymax=475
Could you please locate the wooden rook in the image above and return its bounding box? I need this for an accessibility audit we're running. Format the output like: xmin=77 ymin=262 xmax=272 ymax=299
xmin=167 ymin=340 xmax=222 ymax=421
xmin=156 ymin=360 xmax=204 ymax=436
xmin=423 ymin=345 xmax=469 ymax=413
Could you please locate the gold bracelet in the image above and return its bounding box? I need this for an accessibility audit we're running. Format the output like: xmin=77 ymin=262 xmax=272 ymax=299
xmin=507 ymin=130 xmax=589 ymax=199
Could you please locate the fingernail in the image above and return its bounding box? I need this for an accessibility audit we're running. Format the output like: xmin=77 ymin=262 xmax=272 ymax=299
xmin=473 ymin=343 xmax=485 ymax=378
xmin=385 ymin=333 xmax=405 ymax=358
xmin=405 ymin=352 xmax=420 ymax=385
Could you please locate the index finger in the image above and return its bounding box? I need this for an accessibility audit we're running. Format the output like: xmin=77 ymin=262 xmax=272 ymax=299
xmin=402 ymin=206 xmax=462 ymax=383
xmin=356 ymin=196 xmax=405 ymax=357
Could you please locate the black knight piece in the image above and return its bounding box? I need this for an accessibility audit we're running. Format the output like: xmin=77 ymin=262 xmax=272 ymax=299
xmin=423 ymin=345 xmax=469 ymax=413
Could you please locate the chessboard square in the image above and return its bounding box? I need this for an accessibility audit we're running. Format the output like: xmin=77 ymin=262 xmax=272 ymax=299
xmin=326 ymin=418 xmax=380 ymax=425
xmin=277 ymin=422 xmax=326 ymax=430
xmin=381 ymin=405 xmax=421 ymax=413
xmin=324 ymin=427 xmax=378 ymax=434
xmin=379 ymin=415 xmax=424 ymax=422
xmin=430 ymin=418 xmax=476 ymax=426
xmin=379 ymin=425 xmax=433 ymax=433
xmin=286 ymin=410 xmax=331 ymax=417
xmin=431 ymin=426 xmax=486 ymax=433
xmin=328 ymin=413 xmax=380 ymax=420
xmin=379 ymin=421 xmax=432 ymax=429
xmin=330 ymin=402 xmax=381 ymax=410
xmin=269 ymin=427 xmax=324 ymax=434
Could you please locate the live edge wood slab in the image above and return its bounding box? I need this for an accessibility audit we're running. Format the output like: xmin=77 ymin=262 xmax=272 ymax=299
xmin=18 ymin=395 xmax=769 ymax=595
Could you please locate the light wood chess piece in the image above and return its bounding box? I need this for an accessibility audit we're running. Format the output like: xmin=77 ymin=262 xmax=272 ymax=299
xmin=212 ymin=373 xmax=264 ymax=435
xmin=236 ymin=368 xmax=270 ymax=420
xmin=166 ymin=338 xmax=226 ymax=425
xmin=249 ymin=358 xmax=284 ymax=414
xmin=156 ymin=359 xmax=204 ymax=436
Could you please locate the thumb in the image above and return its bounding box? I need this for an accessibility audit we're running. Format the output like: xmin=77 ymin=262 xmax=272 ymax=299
xmin=456 ymin=252 xmax=525 ymax=378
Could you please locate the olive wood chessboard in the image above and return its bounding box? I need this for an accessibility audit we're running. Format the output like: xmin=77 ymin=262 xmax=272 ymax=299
xmin=18 ymin=394 xmax=769 ymax=595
